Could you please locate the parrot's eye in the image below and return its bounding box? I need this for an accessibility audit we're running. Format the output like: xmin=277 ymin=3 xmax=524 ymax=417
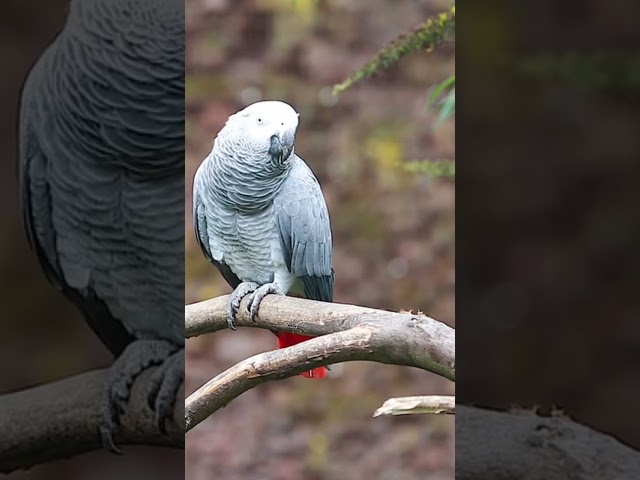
xmin=256 ymin=117 xmax=263 ymax=125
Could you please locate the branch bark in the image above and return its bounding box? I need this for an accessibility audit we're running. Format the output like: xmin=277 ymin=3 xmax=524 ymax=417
xmin=0 ymin=367 xmax=184 ymax=473
xmin=373 ymin=395 xmax=455 ymax=417
xmin=184 ymin=295 xmax=640 ymax=478
xmin=457 ymin=405 xmax=640 ymax=479
xmin=185 ymin=294 xmax=455 ymax=431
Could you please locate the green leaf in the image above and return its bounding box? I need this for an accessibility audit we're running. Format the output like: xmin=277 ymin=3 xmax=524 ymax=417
xmin=427 ymin=74 xmax=455 ymax=110
xmin=435 ymin=88 xmax=455 ymax=125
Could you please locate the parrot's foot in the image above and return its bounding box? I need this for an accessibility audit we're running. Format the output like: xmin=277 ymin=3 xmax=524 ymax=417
xmin=99 ymin=339 xmax=179 ymax=454
xmin=246 ymin=282 xmax=286 ymax=322
xmin=147 ymin=348 xmax=184 ymax=433
xmin=228 ymin=281 xmax=259 ymax=330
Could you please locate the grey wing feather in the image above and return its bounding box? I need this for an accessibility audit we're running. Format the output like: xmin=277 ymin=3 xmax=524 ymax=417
xmin=193 ymin=170 xmax=241 ymax=289
xmin=18 ymin=4 xmax=186 ymax=354
xmin=275 ymin=156 xmax=334 ymax=302
xmin=19 ymin=56 xmax=134 ymax=356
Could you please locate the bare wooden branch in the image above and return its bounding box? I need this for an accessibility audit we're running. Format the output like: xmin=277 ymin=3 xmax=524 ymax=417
xmin=457 ymin=406 xmax=640 ymax=480
xmin=186 ymin=295 xmax=455 ymax=376
xmin=0 ymin=368 xmax=184 ymax=473
xmin=373 ymin=395 xmax=455 ymax=417
xmin=185 ymin=294 xmax=455 ymax=431
xmin=184 ymin=295 xmax=640 ymax=479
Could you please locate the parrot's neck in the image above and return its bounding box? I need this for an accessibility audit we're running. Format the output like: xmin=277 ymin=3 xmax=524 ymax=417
xmin=206 ymin=147 xmax=293 ymax=213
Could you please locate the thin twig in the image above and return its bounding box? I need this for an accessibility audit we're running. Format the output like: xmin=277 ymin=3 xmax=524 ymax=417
xmin=373 ymin=395 xmax=455 ymax=417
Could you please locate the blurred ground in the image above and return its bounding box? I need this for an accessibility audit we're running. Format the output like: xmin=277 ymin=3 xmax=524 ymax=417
xmin=185 ymin=1 xmax=455 ymax=479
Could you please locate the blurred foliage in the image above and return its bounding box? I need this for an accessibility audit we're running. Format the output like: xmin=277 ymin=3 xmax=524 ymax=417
xmin=333 ymin=6 xmax=455 ymax=94
xmin=332 ymin=5 xmax=455 ymax=177
xmin=402 ymin=159 xmax=455 ymax=178
xmin=516 ymin=51 xmax=640 ymax=93
xmin=427 ymin=74 xmax=455 ymax=126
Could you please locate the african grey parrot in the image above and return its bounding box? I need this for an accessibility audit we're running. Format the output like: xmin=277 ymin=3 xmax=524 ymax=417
xmin=193 ymin=100 xmax=334 ymax=379
xmin=18 ymin=0 xmax=184 ymax=451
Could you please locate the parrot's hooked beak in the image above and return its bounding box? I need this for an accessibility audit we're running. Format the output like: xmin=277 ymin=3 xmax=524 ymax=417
xmin=269 ymin=131 xmax=295 ymax=162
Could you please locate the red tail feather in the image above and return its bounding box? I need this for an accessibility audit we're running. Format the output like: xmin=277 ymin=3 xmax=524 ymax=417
xmin=276 ymin=332 xmax=327 ymax=379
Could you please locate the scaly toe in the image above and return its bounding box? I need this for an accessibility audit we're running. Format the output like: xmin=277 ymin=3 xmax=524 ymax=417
xmin=250 ymin=297 xmax=261 ymax=322
xmin=245 ymin=292 xmax=256 ymax=312
xmin=226 ymin=305 xmax=238 ymax=331
xmin=227 ymin=282 xmax=258 ymax=330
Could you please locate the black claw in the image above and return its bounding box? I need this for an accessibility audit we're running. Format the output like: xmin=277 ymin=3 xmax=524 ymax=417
xmin=250 ymin=303 xmax=260 ymax=322
xmin=245 ymin=293 xmax=255 ymax=313
xmin=147 ymin=383 xmax=160 ymax=411
xmin=227 ymin=317 xmax=237 ymax=331
xmin=147 ymin=353 xmax=184 ymax=434
xmin=99 ymin=340 xmax=176 ymax=453
xmin=99 ymin=424 xmax=123 ymax=455
xmin=227 ymin=306 xmax=238 ymax=331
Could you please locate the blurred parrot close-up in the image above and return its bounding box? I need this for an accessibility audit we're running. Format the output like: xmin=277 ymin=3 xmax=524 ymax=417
xmin=18 ymin=0 xmax=185 ymax=452
xmin=193 ymin=100 xmax=334 ymax=379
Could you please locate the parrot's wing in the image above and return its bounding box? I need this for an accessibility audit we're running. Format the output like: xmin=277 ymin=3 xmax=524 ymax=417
xmin=275 ymin=156 xmax=334 ymax=302
xmin=193 ymin=166 xmax=241 ymax=289
xmin=18 ymin=52 xmax=134 ymax=356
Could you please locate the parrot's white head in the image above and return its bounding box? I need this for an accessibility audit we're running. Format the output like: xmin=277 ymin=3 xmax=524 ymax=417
xmin=220 ymin=100 xmax=300 ymax=163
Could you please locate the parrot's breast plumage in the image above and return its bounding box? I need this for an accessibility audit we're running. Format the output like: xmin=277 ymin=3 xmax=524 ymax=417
xmin=210 ymin=202 xmax=300 ymax=294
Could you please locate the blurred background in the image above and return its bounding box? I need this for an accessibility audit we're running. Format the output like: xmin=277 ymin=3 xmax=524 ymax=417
xmin=185 ymin=0 xmax=455 ymax=479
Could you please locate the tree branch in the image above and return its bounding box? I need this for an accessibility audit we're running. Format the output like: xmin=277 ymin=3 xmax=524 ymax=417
xmin=184 ymin=295 xmax=640 ymax=479
xmin=0 ymin=368 xmax=184 ymax=473
xmin=373 ymin=395 xmax=455 ymax=417
xmin=185 ymin=294 xmax=455 ymax=431
xmin=457 ymin=406 xmax=640 ymax=479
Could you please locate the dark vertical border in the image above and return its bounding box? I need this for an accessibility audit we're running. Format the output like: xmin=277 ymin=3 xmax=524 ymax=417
xmin=0 ymin=0 xmax=185 ymax=476
xmin=457 ymin=0 xmax=640 ymax=476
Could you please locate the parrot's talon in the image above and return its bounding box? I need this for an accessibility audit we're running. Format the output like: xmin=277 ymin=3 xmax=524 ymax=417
xmin=99 ymin=340 xmax=177 ymax=452
xmin=248 ymin=282 xmax=285 ymax=322
xmin=147 ymin=351 xmax=184 ymax=433
xmin=99 ymin=423 xmax=123 ymax=455
xmin=227 ymin=282 xmax=259 ymax=330
xmin=226 ymin=301 xmax=239 ymax=330
xmin=245 ymin=293 xmax=255 ymax=313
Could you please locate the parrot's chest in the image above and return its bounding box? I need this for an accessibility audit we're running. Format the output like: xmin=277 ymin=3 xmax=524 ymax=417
xmin=214 ymin=206 xmax=290 ymax=286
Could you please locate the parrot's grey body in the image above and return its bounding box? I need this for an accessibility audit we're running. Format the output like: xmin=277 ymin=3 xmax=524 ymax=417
xmin=193 ymin=101 xmax=333 ymax=377
xmin=18 ymin=0 xmax=184 ymax=450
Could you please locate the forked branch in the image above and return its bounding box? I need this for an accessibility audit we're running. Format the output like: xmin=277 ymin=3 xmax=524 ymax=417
xmin=184 ymin=294 xmax=455 ymax=430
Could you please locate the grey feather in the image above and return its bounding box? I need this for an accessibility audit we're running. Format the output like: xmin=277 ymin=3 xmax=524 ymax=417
xmin=193 ymin=185 xmax=241 ymax=289
xmin=275 ymin=156 xmax=334 ymax=302
xmin=19 ymin=0 xmax=184 ymax=355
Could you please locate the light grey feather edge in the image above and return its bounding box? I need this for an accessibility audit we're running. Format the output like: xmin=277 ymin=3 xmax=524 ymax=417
xmin=19 ymin=44 xmax=63 ymax=287
xmin=275 ymin=155 xmax=334 ymax=302
xmin=193 ymin=164 xmax=242 ymax=289
xmin=192 ymin=167 xmax=212 ymax=263
xmin=19 ymin=10 xmax=185 ymax=346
